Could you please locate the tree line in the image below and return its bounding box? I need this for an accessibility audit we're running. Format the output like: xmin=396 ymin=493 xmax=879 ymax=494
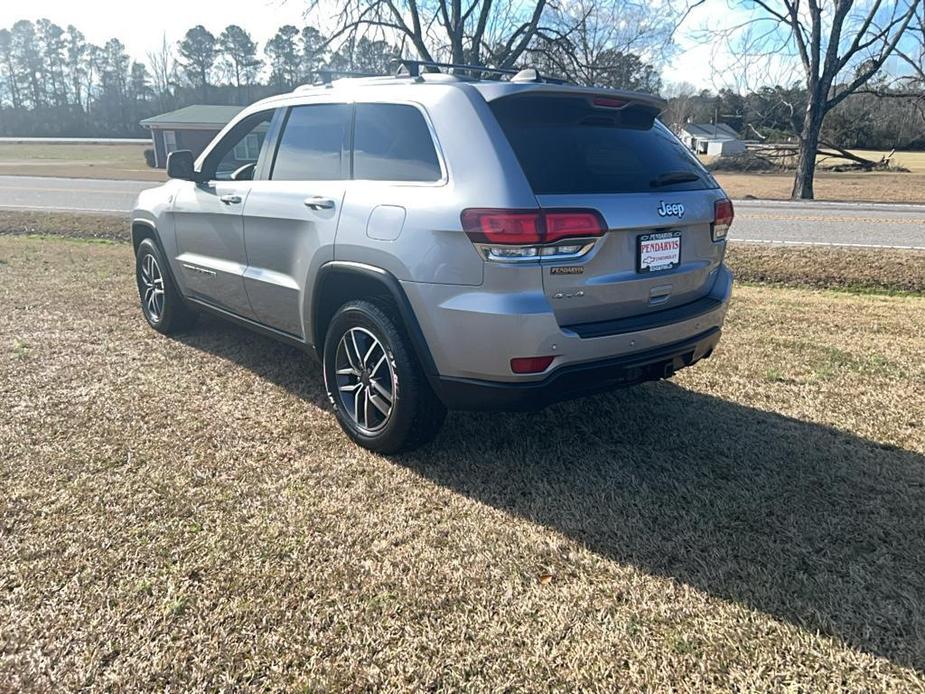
xmin=0 ymin=17 xmax=663 ymax=139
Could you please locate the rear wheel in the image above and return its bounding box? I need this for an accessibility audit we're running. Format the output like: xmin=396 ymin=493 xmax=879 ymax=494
xmin=135 ymin=238 xmax=197 ymax=334
xmin=323 ymin=300 xmax=446 ymax=454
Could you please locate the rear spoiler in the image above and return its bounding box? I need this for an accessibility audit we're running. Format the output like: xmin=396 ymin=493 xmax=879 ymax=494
xmin=476 ymin=83 xmax=666 ymax=114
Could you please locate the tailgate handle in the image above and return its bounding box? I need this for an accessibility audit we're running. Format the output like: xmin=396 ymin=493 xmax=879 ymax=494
xmin=649 ymin=284 xmax=672 ymax=306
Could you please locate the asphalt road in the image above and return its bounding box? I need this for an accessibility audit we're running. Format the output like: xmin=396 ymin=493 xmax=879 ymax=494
xmin=0 ymin=175 xmax=152 ymax=215
xmin=2 ymin=175 xmax=925 ymax=250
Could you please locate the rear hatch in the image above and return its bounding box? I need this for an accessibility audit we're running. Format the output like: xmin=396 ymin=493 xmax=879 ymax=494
xmin=489 ymin=92 xmax=726 ymax=328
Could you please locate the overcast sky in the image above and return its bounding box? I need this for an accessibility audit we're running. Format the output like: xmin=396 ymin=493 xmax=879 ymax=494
xmin=0 ymin=0 xmax=771 ymax=91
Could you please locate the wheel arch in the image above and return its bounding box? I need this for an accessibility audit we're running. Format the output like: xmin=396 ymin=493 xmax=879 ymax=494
xmin=131 ymin=218 xmax=188 ymax=300
xmin=311 ymin=262 xmax=440 ymax=383
xmin=131 ymin=218 xmax=159 ymax=253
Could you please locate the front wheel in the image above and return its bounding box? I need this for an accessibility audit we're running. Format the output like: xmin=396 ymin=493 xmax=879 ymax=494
xmin=323 ymin=300 xmax=446 ymax=454
xmin=135 ymin=238 xmax=197 ymax=334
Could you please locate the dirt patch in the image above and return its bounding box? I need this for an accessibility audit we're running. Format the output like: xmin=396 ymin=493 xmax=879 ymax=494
xmin=0 ymin=210 xmax=128 ymax=242
xmin=1 ymin=236 xmax=924 ymax=690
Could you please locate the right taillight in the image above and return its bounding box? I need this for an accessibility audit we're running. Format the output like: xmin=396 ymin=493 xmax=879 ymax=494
xmin=461 ymin=208 xmax=605 ymax=262
xmin=712 ymin=199 xmax=734 ymax=241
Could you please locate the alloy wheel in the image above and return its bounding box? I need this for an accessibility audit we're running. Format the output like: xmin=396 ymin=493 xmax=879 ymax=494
xmin=334 ymin=327 xmax=396 ymax=433
xmin=139 ymin=253 xmax=166 ymax=323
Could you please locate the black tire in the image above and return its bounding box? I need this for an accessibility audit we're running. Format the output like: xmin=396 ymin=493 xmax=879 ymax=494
xmin=135 ymin=237 xmax=197 ymax=334
xmin=323 ymin=300 xmax=446 ymax=454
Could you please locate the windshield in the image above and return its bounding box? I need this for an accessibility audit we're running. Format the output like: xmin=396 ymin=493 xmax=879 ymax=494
xmin=490 ymin=95 xmax=717 ymax=195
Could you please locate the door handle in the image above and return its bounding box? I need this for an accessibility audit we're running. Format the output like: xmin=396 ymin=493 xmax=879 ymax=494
xmin=304 ymin=196 xmax=336 ymax=210
xmin=220 ymin=194 xmax=242 ymax=204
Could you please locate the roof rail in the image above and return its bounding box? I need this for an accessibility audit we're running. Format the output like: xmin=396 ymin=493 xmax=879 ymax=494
xmin=392 ymin=59 xmax=568 ymax=84
xmin=317 ymin=69 xmax=384 ymax=85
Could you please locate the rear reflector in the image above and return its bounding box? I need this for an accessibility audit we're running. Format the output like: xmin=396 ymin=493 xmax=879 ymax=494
xmin=712 ymin=198 xmax=734 ymax=241
xmin=510 ymin=356 xmax=555 ymax=374
xmin=462 ymin=209 xmax=605 ymax=245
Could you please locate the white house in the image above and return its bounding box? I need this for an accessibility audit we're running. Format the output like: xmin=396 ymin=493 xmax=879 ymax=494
xmin=679 ymin=123 xmax=746 ymax=156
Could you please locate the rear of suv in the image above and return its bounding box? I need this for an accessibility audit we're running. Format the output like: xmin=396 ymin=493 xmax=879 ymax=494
xmin=131 ymin=63 xmax=734 ymax=454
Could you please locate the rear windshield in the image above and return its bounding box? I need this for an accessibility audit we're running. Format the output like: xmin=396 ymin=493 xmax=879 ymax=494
xmin=490 ymin=95 xmax=717 ymax=195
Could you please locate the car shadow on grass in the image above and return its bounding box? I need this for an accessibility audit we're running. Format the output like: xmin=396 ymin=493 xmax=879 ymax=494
xmin=179 ymin=316 xmax=925 ymax=671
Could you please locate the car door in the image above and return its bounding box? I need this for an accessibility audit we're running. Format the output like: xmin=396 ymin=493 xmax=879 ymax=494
xmin=241 ymin=103 xmax=352 ymax=338
xmin=171 ymin=110 xmax=275 ymax=318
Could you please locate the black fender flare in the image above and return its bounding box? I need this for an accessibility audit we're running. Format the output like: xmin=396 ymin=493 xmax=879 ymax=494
xmin=311 ymin=261 xmax=440 ymax=386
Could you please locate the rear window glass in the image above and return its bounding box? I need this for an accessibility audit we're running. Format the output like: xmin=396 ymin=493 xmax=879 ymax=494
xmin=353 ymin=103 xmax=442 ymax=182
xmin=490 ymin=95 xmax=716 ymax=195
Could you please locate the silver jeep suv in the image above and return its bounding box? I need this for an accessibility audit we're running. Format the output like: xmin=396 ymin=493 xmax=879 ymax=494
xmin=132 ymin=62 xmax=734 ymax=453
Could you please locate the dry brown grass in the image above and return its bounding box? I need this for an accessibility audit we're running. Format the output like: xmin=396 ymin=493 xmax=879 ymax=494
xmin=0 ymin=143 xmax=165 ymax=181
xmin=727 ymin=244 xmax=925 ymax=294
xmin=714 ymin=171 xmax=925 ymax=204
xmin=1 ymin=236 xmax=924 ymax=690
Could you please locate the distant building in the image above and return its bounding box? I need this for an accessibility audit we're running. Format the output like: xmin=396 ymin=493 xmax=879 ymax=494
xmin=679 ymin=123 xmax=746 ymax=156
xmin=140 ymin=105 xmax=243 ymax=168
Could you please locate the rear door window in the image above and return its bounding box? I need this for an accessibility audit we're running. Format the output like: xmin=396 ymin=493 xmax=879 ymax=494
xmin=271 ymin=104 xmax=351 ymax=181
xmin=490 ymin=95 xmax=716 ymax=195
xmin=353 ymin=103 xmax=442 ymax=182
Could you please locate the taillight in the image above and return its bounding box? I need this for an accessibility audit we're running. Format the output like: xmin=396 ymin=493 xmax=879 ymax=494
xmin=461 ymin=209 xmax=543 ymax=245
xmin=462 ymin=208 xmax=605 ymax=262
xmin=712 ymin=199 xmax=734 ymax=241
xmin=545 ymin=212 xmax=603 ymax=242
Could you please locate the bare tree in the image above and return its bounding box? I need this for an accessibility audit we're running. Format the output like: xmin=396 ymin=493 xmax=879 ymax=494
xmin=531 ymin=0 xmax=679 ymax=87
xmin=704 ymin=0 xmax=920 ymax=199
xmin=307 ymin=0 xmax=558 ymax=69
xmin=893 ymin=2 xmax=925 ymax=82
xmin=148 ymin=35 xmax=178 ymax=111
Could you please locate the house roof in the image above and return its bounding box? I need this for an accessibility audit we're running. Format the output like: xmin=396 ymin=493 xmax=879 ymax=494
xmin=140 ymin=105 xmax=244 ymax=129
xmin=680 ymin=123 xmax=740 ymax=141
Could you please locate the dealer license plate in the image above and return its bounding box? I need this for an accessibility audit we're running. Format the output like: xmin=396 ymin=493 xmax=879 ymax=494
xmin=637 ymin=231 xmax=681 ymax=273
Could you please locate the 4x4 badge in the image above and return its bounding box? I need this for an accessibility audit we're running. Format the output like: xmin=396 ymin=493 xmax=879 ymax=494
xmin=657 ymin=201 xmax=685 ymax=218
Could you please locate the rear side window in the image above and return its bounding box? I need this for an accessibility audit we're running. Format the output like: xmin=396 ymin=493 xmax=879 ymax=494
xmin=490 ymin=95 xmax=716 ymax=195
xmin=353 ymin=103 xmax=442 ymax=182
xmin=272 ymin=104 xmax=351 ymax=181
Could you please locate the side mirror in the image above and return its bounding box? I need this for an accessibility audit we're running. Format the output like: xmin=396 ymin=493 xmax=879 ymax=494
xmin=166 ymin=150 xmax=197 ymax=181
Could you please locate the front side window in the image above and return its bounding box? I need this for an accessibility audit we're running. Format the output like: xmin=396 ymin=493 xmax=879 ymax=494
xmin=353 ymin=103 xmax=442 ymax=182
xmin=207 ymin=111 xmax=274 ymax=181
xmin=271 ymin=104 xmax=351 ymax=181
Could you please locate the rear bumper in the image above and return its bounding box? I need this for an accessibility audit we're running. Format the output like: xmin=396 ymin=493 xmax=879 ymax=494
xmin=433 ymin=327 xmax=721 ymax=411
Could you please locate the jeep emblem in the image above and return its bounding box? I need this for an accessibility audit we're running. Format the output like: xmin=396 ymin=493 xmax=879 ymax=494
xmin=657 ymin=201 xmax=685 ymax=218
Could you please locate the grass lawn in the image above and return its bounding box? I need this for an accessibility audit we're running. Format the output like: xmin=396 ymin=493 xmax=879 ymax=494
xmin=0 ymin=143 xmax=165 ymax=182
xmin=1 ymin=234 xmax=923 ymax=689
xmin=714 ymin=170 xmax=925 ymax=204
xmin=709 ymin=149 xmax=925 ymax=203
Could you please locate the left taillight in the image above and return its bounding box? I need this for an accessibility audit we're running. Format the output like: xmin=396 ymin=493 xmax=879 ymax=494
xmin=712 ymin=199 xmax=734 ymax=241
xmin=461 ymin=208 xmax=605 ymax=261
